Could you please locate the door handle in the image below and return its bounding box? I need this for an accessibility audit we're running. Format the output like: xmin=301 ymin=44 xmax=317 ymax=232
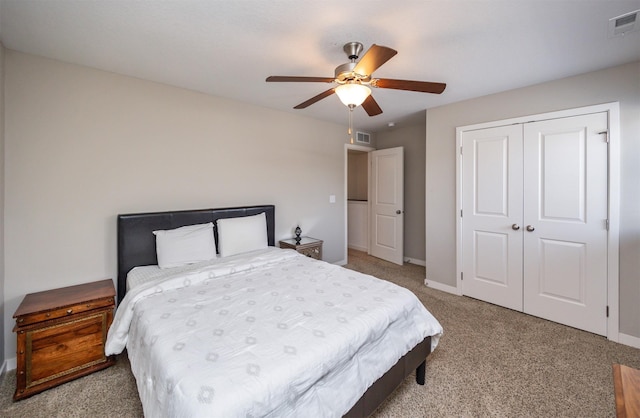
xmin=512 ymin=224 xmax=520 ymax=231
xmin=396 ymin=210 xmax=403 ymax=215
xmin=526 ymin=225 xmax=535 ymax=232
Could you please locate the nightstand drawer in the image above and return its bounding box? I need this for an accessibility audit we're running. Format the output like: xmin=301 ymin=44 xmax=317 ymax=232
xmin=15 ymin=297 xmax=114 ymax=327
xmin=24 ymin=312 xmax=109 ymax=387
xmin=279 ymin=237 xmax=323 ymax=260
xmin=298 ymin=246 xmax=322 ymax=259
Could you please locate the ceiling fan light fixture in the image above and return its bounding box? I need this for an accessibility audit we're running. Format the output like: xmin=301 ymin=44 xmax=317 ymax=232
xmin=335 ymin=83 xmax=371 ymax=108
xmin=267 ymin=42 xmax=446 ymax=116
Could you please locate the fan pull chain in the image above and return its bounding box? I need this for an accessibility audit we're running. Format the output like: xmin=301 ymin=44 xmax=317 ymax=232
xmin=348 ymin=104 xmax=355 ymax=144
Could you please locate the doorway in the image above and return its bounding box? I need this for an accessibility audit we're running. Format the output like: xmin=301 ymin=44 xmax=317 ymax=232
xmin=345 ymin=144 xmax=372 ymax=264
xmin=344 ymin=145 xmax=405 ymax=266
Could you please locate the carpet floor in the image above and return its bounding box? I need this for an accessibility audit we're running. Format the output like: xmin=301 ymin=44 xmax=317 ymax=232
xmin=1 ymin=249 xmax=638 ymax=417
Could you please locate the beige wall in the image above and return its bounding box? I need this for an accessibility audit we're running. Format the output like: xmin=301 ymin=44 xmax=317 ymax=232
xmin=3 ymin=51 xmax=349 ymax=359
xmin=0 ymin=44 xmax=5 ymax=366
xmin=377 ymin=123 xmax=426 ymax=263
xmin=426 ymin=61 xmax=640 ymax=338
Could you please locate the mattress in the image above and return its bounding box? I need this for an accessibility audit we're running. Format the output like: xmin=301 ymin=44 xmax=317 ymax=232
xmin=107 ymin=247 xmax=442 ymax=417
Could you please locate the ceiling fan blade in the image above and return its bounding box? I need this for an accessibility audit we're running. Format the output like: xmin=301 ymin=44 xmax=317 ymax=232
xmin=374 ymin=78 xmax=446 ymax=94
xmin=353 ymin=45 xmax=398 ymax=76
xmin=266 ymin=76 xmax=335 ymax=83
xmin=293 ymin=88 xmax=336 ymax=109
xmin=362 ymin=95 xmax=383 ymax=116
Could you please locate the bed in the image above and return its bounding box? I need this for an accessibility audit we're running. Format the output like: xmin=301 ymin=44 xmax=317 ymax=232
xmin=106 ymin=204 xmax=443 ymax=417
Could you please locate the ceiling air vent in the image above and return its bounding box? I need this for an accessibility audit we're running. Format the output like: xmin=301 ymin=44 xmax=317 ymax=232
xmin=356 ymin=131 xmax=371 ymax=144
xmin=609 ymin=10 xmax=639 ymax=37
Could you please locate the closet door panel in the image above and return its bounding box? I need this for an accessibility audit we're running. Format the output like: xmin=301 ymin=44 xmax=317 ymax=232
xmin=461 ymin=125 xmax=523 ymax=310
xmin=523 ymin=112 xmax=608 ymax=336
xmin=539 ymin=130 xmax=586 ymax=221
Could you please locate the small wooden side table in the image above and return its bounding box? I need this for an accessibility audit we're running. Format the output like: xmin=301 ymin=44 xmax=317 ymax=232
xmin=279 ymin=236 xmax=323 ymax=260
xmin=13 ymin=279 xmax=116 ymax=400
xmin=613 ymin=364 xmax=640 ymax=418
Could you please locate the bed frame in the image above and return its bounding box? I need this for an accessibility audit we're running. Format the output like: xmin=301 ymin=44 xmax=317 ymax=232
xmin=116 ymin=204 xmax=431 ymax=417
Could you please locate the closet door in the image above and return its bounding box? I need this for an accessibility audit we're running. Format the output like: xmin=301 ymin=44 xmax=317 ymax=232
xmin=522 ymin=112 xmax=609 ymax=335
xmin=461 ymin=125 xmax=523 ymax=310
xmin=460 ymin=111 xmax=609 ymax=336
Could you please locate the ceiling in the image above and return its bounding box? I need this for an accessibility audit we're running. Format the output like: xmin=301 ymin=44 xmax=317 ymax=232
xmin=1 ymin=1 xmax=639 ymax=133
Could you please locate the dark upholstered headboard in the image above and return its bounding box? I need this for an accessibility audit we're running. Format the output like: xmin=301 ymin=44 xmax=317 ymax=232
xmin=117 ymin=205 xmax=275 ymax=305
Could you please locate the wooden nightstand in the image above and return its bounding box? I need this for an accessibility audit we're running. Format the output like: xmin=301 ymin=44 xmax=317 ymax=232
xmin=13 ymin=279 xmax=116 ymax=400
xmin=279 ymin=237 xmax=323 ymax=260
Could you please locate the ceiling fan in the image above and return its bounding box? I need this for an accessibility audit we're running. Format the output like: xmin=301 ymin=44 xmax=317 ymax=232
xmin=266 ymin=42 xmax=446 ymax=116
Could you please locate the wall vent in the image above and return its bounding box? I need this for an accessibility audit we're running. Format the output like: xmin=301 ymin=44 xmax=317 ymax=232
xmin=609 ymin=10 xmax=639 ymax=37
xmin=356 ymin=131 xmax=371 ymax=144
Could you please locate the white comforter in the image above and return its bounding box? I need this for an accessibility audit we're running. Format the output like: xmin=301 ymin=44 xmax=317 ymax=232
xmin=106 ymin=247 xmax=443 ymax=418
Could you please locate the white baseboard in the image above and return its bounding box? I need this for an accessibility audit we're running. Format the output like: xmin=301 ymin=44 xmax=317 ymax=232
xmin=424 ymin=279 xmax=460 ymax=295
xmin=619 ymin=332 xmax=640 ymax=349
xmin=334 ymin=258 xmax=347 ymax=266
xmin=4 ymin=357 xmax=16 ymax=372
xmin=404 ymin=257 xmax=426 ymax=267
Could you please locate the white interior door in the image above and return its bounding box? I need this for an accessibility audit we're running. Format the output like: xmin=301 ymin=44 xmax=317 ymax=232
xmin=461 ymin=125 xmax=524 ymax=310
xmin=460 ymin=111 xmax=609 ymax=336
xmin=370 ymin=147 xmax=404 ymax=265
xmin=523 ymin=113 xmax=609 ymax=335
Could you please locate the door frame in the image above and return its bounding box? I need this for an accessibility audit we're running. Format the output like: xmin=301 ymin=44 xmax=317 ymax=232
xmin=343 ymin=143 xmax=374 ymax=264
xmin=455 ymin=102 xmax=620 ymax=342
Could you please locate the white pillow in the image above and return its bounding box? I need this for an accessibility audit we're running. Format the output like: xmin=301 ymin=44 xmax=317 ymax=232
xmin=217 ymin=212 xmax=268 ymax=257
xmin=153 ymin=222 xmax=216 ymax=269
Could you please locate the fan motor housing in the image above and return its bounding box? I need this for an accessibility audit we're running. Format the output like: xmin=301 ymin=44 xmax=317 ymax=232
xmin=334 ymin=62 xmax=370 ymax=84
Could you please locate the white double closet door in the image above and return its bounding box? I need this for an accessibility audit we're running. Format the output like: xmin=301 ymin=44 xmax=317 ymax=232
xmin=461 ymin=111 xmax=609 ymax=335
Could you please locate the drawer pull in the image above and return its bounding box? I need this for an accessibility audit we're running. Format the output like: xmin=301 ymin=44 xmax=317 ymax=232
xmin=45 ymin=313 xmax=50 ymax=318
xmin=66 ymin=309 xmax=73 ymax=314
xmin=86 ymin=304 xmax=92 ymax=308
xmin=17 ymin=318 xmax=24 ymax=323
